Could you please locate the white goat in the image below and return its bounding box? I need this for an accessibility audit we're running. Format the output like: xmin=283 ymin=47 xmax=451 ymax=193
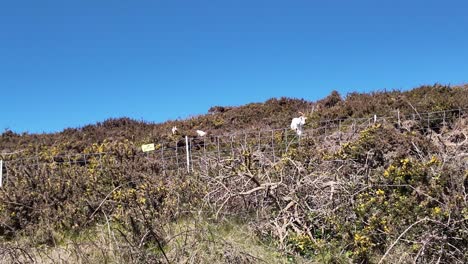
xmin=196 ymin=130 xmax=207 ymax=137
xmin=290 ymin=112 xmax=306 ymax=136
xmin=171 ymin=126 xmax=178 ymax=135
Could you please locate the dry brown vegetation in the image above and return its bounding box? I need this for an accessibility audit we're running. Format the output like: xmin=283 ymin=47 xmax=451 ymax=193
xmin=0 ymin=84 xmax=467 ymax=263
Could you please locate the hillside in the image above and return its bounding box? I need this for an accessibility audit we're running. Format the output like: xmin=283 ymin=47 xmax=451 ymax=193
xmin=0 ymin=84 xmax=467 ymax=263
xmin=2 ymin=84 xmax=466 ymax=151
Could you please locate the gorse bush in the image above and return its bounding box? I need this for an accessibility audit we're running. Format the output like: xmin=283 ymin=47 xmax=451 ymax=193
xmin=351 ymin=156 xmax=464 ymax=261
xmin=0 ymin=139 xmax=205 ymax=261
xmin=0 ymin=83 xmax=467 ymax=263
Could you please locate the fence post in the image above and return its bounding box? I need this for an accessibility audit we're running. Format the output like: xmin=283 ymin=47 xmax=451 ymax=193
xmin=161 ymin=145 xmax=166 ymax=175
xmin=284 ymin=128 xmax=288 ymax=152
xmin=338 ymin=120 xmax=342 ymax=144
xmin=271 ymin=130 xmax=276 ymax=163
xmin=443 ymin=111 xmax=446 ymax=127
xmin=175 ymin=143 xmax=179 ymax=175
xmin=203 ymin=137 xmax=208 ymax=174
xmin=397 ymin=109 xmax=401 ymax=129
xmin=427 ymin=113 xmax=430 ymax=130
xmin=216 ymin=137 xmax=220 ymax=162
xmin=190 ymin=138 xmax=194 ymax=171
xmin=185 ymin=136 xmax=190 ymax=173
xmin=257 ymin=131 xmax=261 ymax=151
xmin=244 ymin=132 xmax=247 ymax=149
xmin=216 ymin=136 xmax=221 ymax=175
xmin=0 ymin=160 xmax=3 ymax=188
xmin=230 ymin=136 xmax=234 ymax=158
xmin=459 ymin=108 xmax=462 ymax=122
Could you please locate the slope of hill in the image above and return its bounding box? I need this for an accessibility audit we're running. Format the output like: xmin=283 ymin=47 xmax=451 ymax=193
xmin=0 ymin=84 xmax=467 ymax=263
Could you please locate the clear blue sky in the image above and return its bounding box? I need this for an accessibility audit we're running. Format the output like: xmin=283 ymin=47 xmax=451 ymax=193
xmin=1 ymin=0 xmax=467 ymax=133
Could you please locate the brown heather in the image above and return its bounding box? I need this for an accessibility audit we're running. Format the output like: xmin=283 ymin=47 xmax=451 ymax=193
xmin=0 ymin=83 xmax=467 ymax=263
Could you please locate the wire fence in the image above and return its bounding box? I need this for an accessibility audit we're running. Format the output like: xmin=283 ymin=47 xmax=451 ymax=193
xmin=0 ymin=108 xmax=467 ymax=186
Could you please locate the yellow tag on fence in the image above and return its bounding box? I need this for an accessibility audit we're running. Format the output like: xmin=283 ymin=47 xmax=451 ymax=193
xmin=141 ymin=143 xmax=155 ymax=152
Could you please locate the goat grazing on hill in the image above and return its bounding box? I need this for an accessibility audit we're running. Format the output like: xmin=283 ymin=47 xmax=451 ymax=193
xmin=291 ymin=112 xmax=306 ymax=136
xmin=196 ymin=130 xmax=207 ymax=137
xmin=171 ymin=126 xmax=178 ymax=135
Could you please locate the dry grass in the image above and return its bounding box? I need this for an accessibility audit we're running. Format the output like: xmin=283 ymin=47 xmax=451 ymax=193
xmin=1 ymin=217 xmax=311 ymax=264
xmin=164 ymin=217 xmax=295 ymax=264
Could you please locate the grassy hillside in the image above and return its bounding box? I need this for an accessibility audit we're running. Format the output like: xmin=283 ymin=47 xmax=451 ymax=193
xmin=0 ymin=83 xmax=467 ymax=263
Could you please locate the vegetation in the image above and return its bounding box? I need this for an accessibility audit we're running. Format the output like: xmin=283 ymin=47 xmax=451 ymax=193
xmin=0 ymin=83 xmax=467 ymax=263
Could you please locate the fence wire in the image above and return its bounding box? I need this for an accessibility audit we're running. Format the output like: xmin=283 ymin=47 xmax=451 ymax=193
xmin=0 ymin=108 xmax=467 ymax=185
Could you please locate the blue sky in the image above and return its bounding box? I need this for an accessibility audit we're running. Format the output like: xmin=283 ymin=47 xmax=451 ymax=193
xmin=1 ymin=0 xmax=467 ymax=133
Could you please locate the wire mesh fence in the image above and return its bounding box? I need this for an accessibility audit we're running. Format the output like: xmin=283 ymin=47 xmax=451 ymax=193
xmin=0 ymin=108 xmax=466 ymax=186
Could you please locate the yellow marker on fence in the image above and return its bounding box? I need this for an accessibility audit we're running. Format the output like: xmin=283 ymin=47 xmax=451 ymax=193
xmin=141 ymin=143 xmax=155 ymax=152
